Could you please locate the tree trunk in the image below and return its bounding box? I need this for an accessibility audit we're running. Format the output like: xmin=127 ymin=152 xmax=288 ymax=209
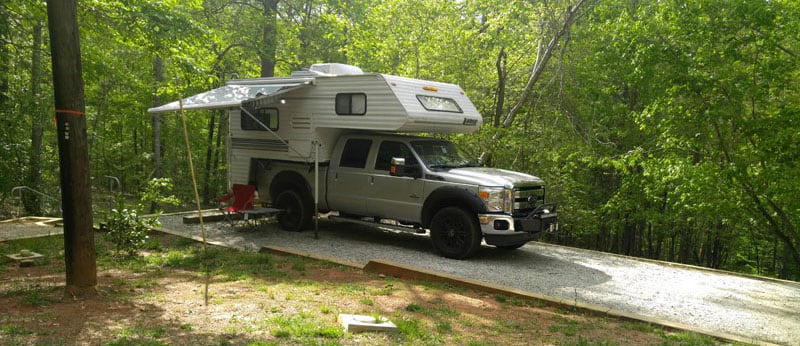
xmin=202 ymin=113 xmax=216 ymax=204
xmin=0 ymin=4 xmax=9 ymax=112
xmin=260 ymin=0 xmax=279 ymax=77
xmin=150 ymin=55 xmax=163 ymax=212
xmin=494 ymin=47 xmax=507 ymax=128
xmin=45 ymin=0 xmax=97 ymax=297
xmin=23 ymin=21 xmax=45 ymax=215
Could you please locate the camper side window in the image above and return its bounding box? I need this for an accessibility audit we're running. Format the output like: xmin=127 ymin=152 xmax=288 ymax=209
xmin=242 ymin=108 xmax=279 ymax=131
xmin=335 ymin=93 xmax=367 ymax=115
xmin=339 ymin=138 xmax=372 ymax=168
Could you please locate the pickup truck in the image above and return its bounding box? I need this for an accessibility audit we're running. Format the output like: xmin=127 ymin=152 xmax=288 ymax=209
xmin=257 ymin=132 xmax=558 ymax=259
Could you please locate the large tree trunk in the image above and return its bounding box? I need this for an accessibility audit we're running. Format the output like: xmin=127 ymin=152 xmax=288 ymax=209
xmin=260 ymin=0 xmax=279 ymax=77
xmin=24 ymin=21 xmax=45 ymax=215
xmin=45 ymin=0 xmax=97 ymax=297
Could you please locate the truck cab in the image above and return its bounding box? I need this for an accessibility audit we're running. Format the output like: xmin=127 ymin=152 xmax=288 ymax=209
xmin=318 ymin=132 xmax=557 ymax=259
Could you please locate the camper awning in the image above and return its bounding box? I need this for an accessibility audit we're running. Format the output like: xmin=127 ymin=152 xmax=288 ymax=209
xmin=147 ymin=78 xmax=314 ymax=114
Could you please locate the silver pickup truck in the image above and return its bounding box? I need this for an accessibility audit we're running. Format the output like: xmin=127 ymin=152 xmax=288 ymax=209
xmin=256 ymin=132 xmax=557 ymax=259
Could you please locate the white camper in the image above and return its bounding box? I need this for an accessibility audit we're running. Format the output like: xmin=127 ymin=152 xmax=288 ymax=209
xmin=149 ymin=63 xmax=483 ymax=187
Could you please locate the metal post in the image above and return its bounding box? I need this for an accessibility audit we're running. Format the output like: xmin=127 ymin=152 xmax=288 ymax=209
xmin=314 ymin=139 xmax=319 ymax=239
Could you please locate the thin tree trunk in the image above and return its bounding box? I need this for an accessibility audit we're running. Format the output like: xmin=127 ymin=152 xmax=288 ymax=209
xmin=260 ymin=0 xmax=279 ymax=77
xmin=202 ymin=113 xmax=216 ymax=204
xmin=24 ymin=21 xmax=45 ymax=215
xmin=494 ymin=47 xmax=507 ymax=128
xmin=46 ymin=0 xmax=97 ymax=297
xmin=0 ymin=4 xmax=9 ymax=113
xmin=150 ymin=56 xmax=163 ymax=212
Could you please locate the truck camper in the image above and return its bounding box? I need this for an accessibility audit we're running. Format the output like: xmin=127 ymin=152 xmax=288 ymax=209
xmin=149 ymin=63 xmax=557 ymax=259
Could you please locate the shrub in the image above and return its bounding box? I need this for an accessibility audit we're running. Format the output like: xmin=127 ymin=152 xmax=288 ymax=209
xmin=105 ymin=178 xmax=180 ymax=256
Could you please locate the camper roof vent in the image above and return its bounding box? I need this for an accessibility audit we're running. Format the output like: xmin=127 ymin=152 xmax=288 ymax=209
xmin=307 ymin=63 xmax=364 ymax=76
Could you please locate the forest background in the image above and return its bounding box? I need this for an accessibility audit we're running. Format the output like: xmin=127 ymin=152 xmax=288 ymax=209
xmin=1 ymin=0 xmax=798 ymax=280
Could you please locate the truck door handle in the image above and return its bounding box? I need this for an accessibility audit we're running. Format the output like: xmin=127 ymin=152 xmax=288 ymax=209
xmin=409 ymin=193 xmax=420 ymax=199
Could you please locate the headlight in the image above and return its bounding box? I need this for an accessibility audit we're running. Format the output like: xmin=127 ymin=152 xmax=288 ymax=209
xmin=479 ymin=186 xmax=513 ymax=213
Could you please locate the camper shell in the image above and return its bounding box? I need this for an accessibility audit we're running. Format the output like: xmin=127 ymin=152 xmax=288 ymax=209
xmin=150 ymin=63 xmax=482 ymax=185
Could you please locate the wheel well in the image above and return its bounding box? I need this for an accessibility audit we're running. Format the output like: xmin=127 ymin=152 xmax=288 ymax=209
xmin=421 ymin=187 xmax=485 ymax=228
xmin=269 ymin=170 xmax=311 ymax=201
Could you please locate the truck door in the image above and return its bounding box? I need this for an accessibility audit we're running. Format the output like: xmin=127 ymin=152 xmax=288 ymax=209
xmin=327 ymin=138 xmax=372 ymax=215
xmin=366 ymin=140 xmax=425 ymax=222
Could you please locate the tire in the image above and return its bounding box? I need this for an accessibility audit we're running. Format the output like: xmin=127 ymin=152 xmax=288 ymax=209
xmin=275 ymin=189 xmax=313 ymax=232
xmin=429 ymin=207 xmax=482 ymax=259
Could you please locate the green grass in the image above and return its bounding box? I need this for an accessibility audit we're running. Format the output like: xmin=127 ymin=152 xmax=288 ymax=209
xmin=1 ymin=323 xmax=33 ymax=335
xmin=268 ymin=313 xmax=344 ymax=340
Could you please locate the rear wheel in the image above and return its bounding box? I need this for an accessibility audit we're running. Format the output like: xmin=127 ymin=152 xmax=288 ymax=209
xmin=429 ymin=207 xmax=482 ymax=259
xmin=275 ymin=189 xmax=313 ymax=231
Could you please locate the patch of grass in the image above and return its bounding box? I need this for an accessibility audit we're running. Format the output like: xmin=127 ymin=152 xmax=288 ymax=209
xmin=23 ymin=289 xmax=53 ymax=307
xmin=435 ymin=321 xmax=452 ymax=333
xmin=338 ymin=283 xmax=366 ymax=295
xmin=1 ymin=323 xmax=33 ymax=335
xmin=661 ymin=331 xmax=719 ymax=345
xmin=494 ymin=294 xmax=530 ymax=306
xmin=268 ymin=313 xmax=344 ymax=340
xmin=548 ymin=317 xmax=582 ymax=336
xmin=559 ymin=337 xmax=618 ymax=346
xmin=288 ymin=257 xmax=307 ymax=273
xmin=359 ymin=297 xmax=374 ymax=306
xmin=405 ymin=303 xmax=432 ymax=315
xmin=394 ymin=317 xmax=426 ymax=339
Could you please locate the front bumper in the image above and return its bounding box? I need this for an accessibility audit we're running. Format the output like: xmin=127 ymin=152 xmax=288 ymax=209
xmin=479 ymin=204 xmax=558 ymax=246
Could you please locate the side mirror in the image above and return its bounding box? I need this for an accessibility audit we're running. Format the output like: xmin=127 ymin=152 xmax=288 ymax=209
xmin=390 ymin=157 xmax=422 ymax=178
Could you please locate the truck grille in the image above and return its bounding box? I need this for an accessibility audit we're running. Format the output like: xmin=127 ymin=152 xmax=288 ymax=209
xmin=513 ymin=185 xmax=545 ymax=216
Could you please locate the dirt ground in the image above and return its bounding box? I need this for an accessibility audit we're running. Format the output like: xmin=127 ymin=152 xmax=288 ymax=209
xmin=0 ymin=228 xmax=721 ymax=345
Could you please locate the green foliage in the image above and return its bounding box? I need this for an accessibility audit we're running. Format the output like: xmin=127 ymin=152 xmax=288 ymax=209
xmin=105 ymin=178 xmax=180 ymax=256
xmin=105 ymin=207 xmax=158 ymax=257
xmin=1 ymin=0 xmax=798 ymax=279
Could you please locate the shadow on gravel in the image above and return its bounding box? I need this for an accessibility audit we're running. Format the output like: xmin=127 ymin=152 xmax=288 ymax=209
xmin=313 ymin=221 xmax=612 ymax=289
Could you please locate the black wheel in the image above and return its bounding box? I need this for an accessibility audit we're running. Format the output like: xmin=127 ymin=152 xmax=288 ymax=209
xmin=429 ymin=207 xmax=482 ymax=259
xmin=496 ymin=243 xmax=526 ymax=250
xmin=275 ymin=189 xmax=313 ymax=232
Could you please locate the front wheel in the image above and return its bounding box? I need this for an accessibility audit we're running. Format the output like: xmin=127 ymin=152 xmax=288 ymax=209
xmin=275 ymin=189 xmax=313 ymax=232
xmin=429 ymin=207 xmax=482 ymax=259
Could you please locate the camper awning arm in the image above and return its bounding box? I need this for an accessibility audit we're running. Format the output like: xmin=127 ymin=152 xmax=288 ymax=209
xmin=238 ymin=106 xmax=312 ymax=163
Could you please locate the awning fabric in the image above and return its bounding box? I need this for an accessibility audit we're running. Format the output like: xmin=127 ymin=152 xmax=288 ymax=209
xmin=147 ymin=78 xmax=313 ymax=114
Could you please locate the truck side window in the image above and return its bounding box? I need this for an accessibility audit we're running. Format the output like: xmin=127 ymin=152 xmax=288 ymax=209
xmin=340 ymin=138 xmax=372 ymax=168
xmin=242 ymin=108 xmax=279 ymax=131
xmin=375 ymin=141 xmax=416 ymax=171
xmin=335 ymin=93 xmax=367 ymax=115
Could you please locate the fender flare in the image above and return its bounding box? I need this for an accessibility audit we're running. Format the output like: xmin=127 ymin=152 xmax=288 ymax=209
xmin=421 ymin=186 xmax=486 ymax=228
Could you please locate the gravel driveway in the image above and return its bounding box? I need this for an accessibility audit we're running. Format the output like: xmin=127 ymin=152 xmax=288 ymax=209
xmin=158 ymin=212 xmax=799 ymax=345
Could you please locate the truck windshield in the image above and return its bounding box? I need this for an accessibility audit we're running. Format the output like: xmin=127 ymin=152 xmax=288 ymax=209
xmin=410 ymin=140 xmax=478 ymax=169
